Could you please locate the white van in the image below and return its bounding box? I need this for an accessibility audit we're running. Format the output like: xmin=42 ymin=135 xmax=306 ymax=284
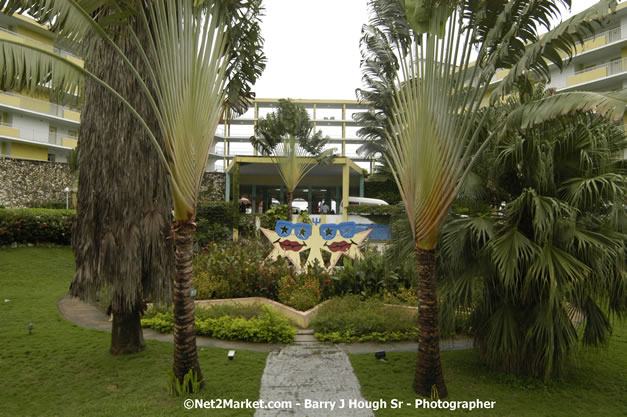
xmin=339 ymin=196 xmax=388 ymax=213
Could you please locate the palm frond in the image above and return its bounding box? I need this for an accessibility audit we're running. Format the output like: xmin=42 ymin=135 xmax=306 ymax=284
xmin=501 ymin=90 xmax=627 ymax=134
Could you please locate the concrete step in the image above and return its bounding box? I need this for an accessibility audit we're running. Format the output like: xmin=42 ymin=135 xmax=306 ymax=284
xmin=294 ymin=334 xmax=317 ymax=343
xmin=296 ymin=329 xmax=314 ymax=335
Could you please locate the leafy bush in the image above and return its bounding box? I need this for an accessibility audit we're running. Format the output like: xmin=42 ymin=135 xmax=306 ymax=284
xmin=142 ymin=305 xmax=295 ymax=343
xmin=381 ymin=287 xmax=418 ymax=306
xmin=330 ymin=248 xmax=413 ymax=297
xmin=194 ymin=239 xmax=292 ymax=300
xmin=195 ymin=302 xmax=266 ymax=321
xmin=278 ymin=273 xmax=321 ymax=311
xmin=37 ymin=201 xmax=67 ymax=210
xmin=311 ymin=295 xmax=418 ymax=342
xmin=260 ymin=204 xmax=311 ymax=229
xmin=0 ymin=208 xmax=75 ymax=245
xmin=195 ymin=201 xmax=235 ymax=245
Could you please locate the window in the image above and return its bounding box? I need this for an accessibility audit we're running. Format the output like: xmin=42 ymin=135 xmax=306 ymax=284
xmin=48 ymin=153 xmax=56 ymax=162
xmin=49 ymin=126 xmax=57 ymax=144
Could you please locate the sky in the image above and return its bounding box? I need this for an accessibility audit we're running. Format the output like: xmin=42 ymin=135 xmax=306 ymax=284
xmin=253 ymin=0 xmax=602 ymax=101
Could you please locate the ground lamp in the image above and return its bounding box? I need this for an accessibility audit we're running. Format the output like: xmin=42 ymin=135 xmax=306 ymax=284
xmin=374 ymin=351 xmax=386 ymax=360
xmin=28 ymin=323 xmax=33 ymax=335
xmin=63 ymin=187 xmax=70 ymax=209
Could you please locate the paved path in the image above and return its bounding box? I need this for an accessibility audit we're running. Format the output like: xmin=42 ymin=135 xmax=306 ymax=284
xmin=57 ymin=296 xmax=282 ymax=352
xmin=57 ymin=295 xmax=473 ymax=354
xmin=255 ymin=341 xmax=374 ymax=417
xmin=58 ymin=296 xmax=474 ymax=416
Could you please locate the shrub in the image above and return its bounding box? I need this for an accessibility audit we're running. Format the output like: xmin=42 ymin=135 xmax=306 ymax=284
xmin=330 ymin=248 xmax=413 ymax=297
xmin=195 ymin=201 xmax=235 ymax=245
xmin=381 ymin=287 xmax=418 ymax=306
xmin=311 ymin=295 xmax=418 ymax=342
xmin=278 ymin=273 xmax=321 ymax=311
xmin=260 ymin=204 xmax=311 ymax=229
xmin=141 ymin=305 xmax=295 ymax=343
xmin=193 ymin=239 xmax=292 ymax=300
xmin=0 ymin=208 xmax=75 ymax=245
xmin=195 ymin=302 xmax=266 ymax=321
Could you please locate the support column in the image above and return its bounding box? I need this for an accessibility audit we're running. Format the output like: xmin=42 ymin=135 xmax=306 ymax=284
xmin=342 ymin=162 xmax=349 ymax=221
xmin=252 ymin=184 xmax=257 ymax=214
xmin=335 ymin=186 xmax=341 ymax=214
xmin=253 ymin=102 xmax=259 ymax=156
xmin=342 ymin=103 xmax=346 ymax=157
xmin=280 ymin=185 xmax=285 ymax=204
xmin=360 ymin=175 xmax=365 ymax=197
xmin=225 ymin=173 xmax=230 ymax=202
xmin=308 ymin=188 xmax=313 ymax=214
xmin=326 ymin=189 xmax=332 ymax=212
xmin=232 ymin=162 xmax=240 ymax=241
xmin=262 ymin=188 xmax=268 ymax=213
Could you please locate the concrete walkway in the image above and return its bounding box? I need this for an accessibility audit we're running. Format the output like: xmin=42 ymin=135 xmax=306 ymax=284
xmin=57 ymin=295 xmax=473 ymax=354
xmin=58 ymin=296 xmax=474 ymax=416
xmin=57 ymin=296 xmax=282 ymax=352
xmin=255 ymin=342 xmax=374 ymax=417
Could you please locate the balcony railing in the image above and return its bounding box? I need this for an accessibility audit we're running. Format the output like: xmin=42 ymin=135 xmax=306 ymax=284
xmin=0 ymin=26 xmax=82 ymax=61
xmin=573 ymin=57 xmax=626 ymax=76
xmin=583 ymin=27 xmax=622 ymax=44
xmin=0 ymin=121 xmax=77 ymax=147
xmin=0 ymin=90 xmax=80 ymax=121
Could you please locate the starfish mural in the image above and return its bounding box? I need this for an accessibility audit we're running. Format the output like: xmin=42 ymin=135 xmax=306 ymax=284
xmin=260 ymin=220 xmax=312 ymax=272
xmin=318 ymin=222 xmax=372 ymax=269
xmin=262 ymin=220 xmax=371 ymax=272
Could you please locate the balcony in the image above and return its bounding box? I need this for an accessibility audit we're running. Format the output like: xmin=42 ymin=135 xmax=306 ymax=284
xmin=557 ymin=27 xmax=623 ymax=59
xmin=0 ymin=122 xmax=77 ymax=148
xmin=0 ymin=26 xmax=83 ymax=65
xmin=567 ymin=58 xmax=626 ymax=87
xmin=0 ymin=91 xmax=80 ymax=123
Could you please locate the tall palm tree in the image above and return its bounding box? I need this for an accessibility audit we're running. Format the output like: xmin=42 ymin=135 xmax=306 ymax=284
xmin=0 ymin=0 xmax=265 ymax=387
xmin=438 ymin=80 xmax=626 ymax=379
xmin=365 ymin=0 xmax=622 ymax=397
xmin=0 ymin=1 xmax=173 ymax=354
xmin=250 ymin=99 xmax=335 ymax=218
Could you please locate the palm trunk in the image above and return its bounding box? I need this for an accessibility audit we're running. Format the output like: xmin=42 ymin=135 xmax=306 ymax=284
xmin=110 ymin=306 xmax=145 ymax=355
xmin=286 ymin=190 xmax=294 ymax=221
xmin=413 ymin=245 xmax=448 ymax=398
xmin=172 ymin=220 xmax=204 ymax=389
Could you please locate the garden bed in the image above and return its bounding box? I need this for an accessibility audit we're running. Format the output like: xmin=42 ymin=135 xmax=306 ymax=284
xmin=141 ymin=302 xmax=296 ymax=344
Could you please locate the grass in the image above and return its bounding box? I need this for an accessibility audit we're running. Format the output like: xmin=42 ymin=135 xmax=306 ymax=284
xmin=0 ymin=247 xmax=268 ymax=417
xmin=350 ymin=320 xmax=627 ymax=416
xmin=312 ymin=295 xmax=418 ymax=342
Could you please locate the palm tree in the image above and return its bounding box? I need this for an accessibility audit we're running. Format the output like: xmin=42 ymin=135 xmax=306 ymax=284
xmin=250 ymin=99 xmax=335 ymax=218
xmin=364 ymin=0 xmax=622 ymax=397
xmin=0 ymin=0 xmax=265 ymax=387
xmin=0 ymin=2 xmax=173 ymax=354
xmin=438 ymin=79 xmax=626 ymax=379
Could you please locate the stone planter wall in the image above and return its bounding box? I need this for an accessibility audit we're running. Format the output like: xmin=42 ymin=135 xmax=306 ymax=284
xmin=0 ymin=157 xmax=226 ymax=208
xmin=0 ymin=157 xmax=73 ymax=208
xmin=198 ymin=172 xmax=226 ymax=203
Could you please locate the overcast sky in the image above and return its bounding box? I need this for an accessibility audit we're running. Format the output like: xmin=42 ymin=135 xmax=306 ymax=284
xmin=253 ymin=0 xmax=602 ymax=101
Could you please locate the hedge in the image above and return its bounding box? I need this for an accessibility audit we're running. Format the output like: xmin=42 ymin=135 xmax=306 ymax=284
xmin=195 ymin=201 xmax=235 ymax=245
xmin=141 ymin=306 xmax=296 ymax=344
xmin=0 ymin=208 xmax=75 ymax=245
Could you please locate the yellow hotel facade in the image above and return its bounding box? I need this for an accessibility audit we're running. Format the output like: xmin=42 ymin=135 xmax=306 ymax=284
xmin=0 ymin=13 xmax=82 ymax=163
xmin=1 ymin=2 xmax=625 ymax=165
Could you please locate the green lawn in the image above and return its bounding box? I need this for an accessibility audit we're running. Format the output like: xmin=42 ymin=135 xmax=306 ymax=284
xmin=0 ymin=247 xmax=268 ymax=417
xmin=351 ymin=317 xmax=627 ymax=416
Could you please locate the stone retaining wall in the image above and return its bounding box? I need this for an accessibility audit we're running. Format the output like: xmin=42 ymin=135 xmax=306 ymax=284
xmin=198 ymin=172 xmax=226 ymax=203
xmin=0 ymin=156 xmax=226 ymax=208
xmin=0 ymin=157 xmax=73 ymax=208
